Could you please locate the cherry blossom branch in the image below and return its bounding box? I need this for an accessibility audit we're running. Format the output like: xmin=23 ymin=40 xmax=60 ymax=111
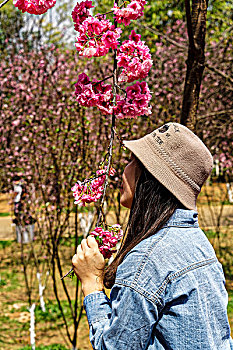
xmin=96 ymin=0 xmax=118 ymax=227
xmin=114 ymin=128 xmax=127 ymax=149
xmin=81 ymin=172 xmax=111 ymax=184
xmin=62 ymin=1 xmax=119 ymax=280
xmin=61 ymin=0 xmax=152 ymax=279
xmin=61 ymin=32 xmax=118 ymax=280
xmin=96 ymin=124 xmax=115 ymax=226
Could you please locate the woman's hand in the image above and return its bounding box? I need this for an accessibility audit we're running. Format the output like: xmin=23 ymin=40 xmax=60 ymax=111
xmin=72 ymin=236 xmax=105 ymax=297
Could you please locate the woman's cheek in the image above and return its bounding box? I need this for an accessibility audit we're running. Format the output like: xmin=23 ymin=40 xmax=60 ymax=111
xmin=120 ymin=181 xmax=134 ymax=208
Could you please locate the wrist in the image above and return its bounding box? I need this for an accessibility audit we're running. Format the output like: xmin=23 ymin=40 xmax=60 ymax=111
xmin=82 ymin=277 xmax=104 ymax=297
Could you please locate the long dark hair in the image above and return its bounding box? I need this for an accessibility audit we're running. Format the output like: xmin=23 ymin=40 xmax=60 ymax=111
xmin=104 ymin=161 xmax=185 ymax=289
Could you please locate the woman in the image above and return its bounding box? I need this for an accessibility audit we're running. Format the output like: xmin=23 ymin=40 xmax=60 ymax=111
xmin=72 ymin=123 xmax=233 ymax=349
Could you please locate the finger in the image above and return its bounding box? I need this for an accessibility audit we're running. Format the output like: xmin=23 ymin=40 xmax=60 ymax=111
xmin=72 ymin=254 xmax=77 ymax=265
xmin=81 ymin=239 xmax=88 ymax=252
xmin=76 ymin=244 xmax=83 ymax=255
xmin=86 ymin=236 xmax=99 ymax=249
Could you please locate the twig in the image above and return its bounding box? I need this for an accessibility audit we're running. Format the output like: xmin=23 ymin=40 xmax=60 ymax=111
xmin=0 ymin=0 xmax=10 ymax=8
xmin=92 ymin=74 xmax=114 ymax=86
xmin=51 ymin=253 xmax=72 ymax=343
xmin=197 ymin=109 xmax=233 ymax=120
xmin=136 ymin=22 xmax=186 ymax=50
xmin=205 ymin=63 xmax=233 ymax=85
xmin=95 ymin=10 xmax=114 ymax=17
xmin=206 ymin=25 xmax=233 ymax=51
xmin=116 ymin=84 xmax=126 ymax=94
xmin=60 ymin=267 xmax=73 ymax=280
xmin=95 ymin=1 xmax=127 ymax=17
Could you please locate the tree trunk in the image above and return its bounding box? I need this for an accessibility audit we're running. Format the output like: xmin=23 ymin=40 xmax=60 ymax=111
xmin=180 ymin=0 xmax=208 ymax=131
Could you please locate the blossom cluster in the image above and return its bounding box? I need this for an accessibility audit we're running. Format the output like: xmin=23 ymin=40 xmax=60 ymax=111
xmin=13 ymin=0 xmax=56 ymax=15
xmin=117 ymin=30 xmax=153 ymax=83
xmin=71 ymin=166 xmax=115 ymax=206
xmin=112 ymin=0 xmax=146 ymax=26
xmin=115 ymin=81 xmax=152 ymax=119
xmin=71 ymin=0 xmax=93 ymax=31
xmin=75 ymin=73 xmax=113 ymax=114
xmin=72 ymin=1 xmax=122 ymax=57
xmin=75 ymin=73 xmax=152 ymax=118
xmin=90 ymin=224 xmax=123 ymax=259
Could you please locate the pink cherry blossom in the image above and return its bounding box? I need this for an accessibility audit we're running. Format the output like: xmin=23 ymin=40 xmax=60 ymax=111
xmin=112 ymin=0 xmax=146 ymax=26
xmin=75 ymin=73 xmax=113 ymax=113
xmin=115 ymin=81 xmax=152 ymax=119
xmin=71 ymin=166 xmax=116 ymax=206
xmin=75 ymin=73 xmax=152 ymax=119
xmin=117 ymin=30 xmax=153 ymax=83
xmin=90 ymin=224 xmax=123 ymax=258
xmin=72 ymin=0 xmax=94 ymax=30
xmin=74 ymin=15 xmax=122 ymax=58
xmin=13 ymin=0 xmax=56 ymax=15
xmin=12 ymin=119 xmax=21 ymax=126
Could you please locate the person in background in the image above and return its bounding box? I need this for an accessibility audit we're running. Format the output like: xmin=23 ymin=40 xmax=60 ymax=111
xmin=12 ymin=175 xmax=24 ymax=220
xmin=72 ymin=123 xmax=233 ymax=349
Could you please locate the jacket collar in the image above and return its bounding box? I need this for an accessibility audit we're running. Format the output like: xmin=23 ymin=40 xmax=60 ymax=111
xmin=163 ymin=209 xmax=199 ymax=228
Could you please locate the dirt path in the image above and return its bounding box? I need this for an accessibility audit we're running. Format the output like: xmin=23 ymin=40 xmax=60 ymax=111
xmin=1 ymin=205 xmax=233 ymax=241
xmin=0 ymin=217 xmax=15 ymax=240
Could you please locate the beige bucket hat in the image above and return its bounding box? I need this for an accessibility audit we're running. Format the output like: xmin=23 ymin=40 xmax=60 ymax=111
xmin=123 ymin=122 xmax=213 ymax=210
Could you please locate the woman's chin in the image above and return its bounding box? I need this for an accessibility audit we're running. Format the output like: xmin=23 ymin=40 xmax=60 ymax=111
xmin=120 ymin=195 xmax=132 ymax=209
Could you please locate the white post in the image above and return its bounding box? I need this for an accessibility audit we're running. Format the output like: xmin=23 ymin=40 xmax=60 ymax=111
xmin=36 ymin=272 xmax=46 ymax=312
xmin=226 ymin=183 xmax=233 ymax=203
xmin=29 ymin=303 xmax=36 ymax=350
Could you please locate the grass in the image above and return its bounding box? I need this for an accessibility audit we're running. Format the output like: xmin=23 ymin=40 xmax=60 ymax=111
xmin=18 ymin=345 xmax=69 ymax=350
xmin=19 ymin=299 xmax=79 ymax=325
xmin=228 ymin=290 xmax=233 ymax=314
xmin=0 ymin=278 xmax=7 ymax=286
xmin=0 ymin=240 xmax=91 ymax=350
xmin=0 ymin=270 xmax=20 ymax=292
xmin=0 ymin=240 xmax=14 ymax=249
xmin=203 ymin=229 xmax=217 ymax=239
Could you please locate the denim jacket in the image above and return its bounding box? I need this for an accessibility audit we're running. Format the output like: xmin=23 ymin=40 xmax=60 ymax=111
xmin=84 ymin=209 xmax=233 ymax=349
